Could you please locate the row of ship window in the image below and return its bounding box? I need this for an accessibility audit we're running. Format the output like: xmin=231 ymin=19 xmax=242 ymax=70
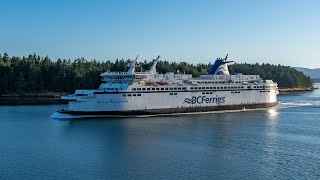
xmin=191 ymin=86 xmax=244 ymax=90
xmin=122 ymin=94 xmax=142 ymax=97
xmin=191 ymin=86 xmax=264 ymax=90
xmin=202 ymin=92 xmax=214 ymax=94
xmin=101 ymin=87 xmax=124 ymax=90
xmin=105 ymin=76 xmax=134 ymax=79
xmin=132 ymin=87 xmax=187 ymax=91
xmin=122 ymin=93 xmax=179 ymax=97
xmin=131 ymin=86 xmax=265 ymax=91
xmin=121 ymin=90 xmax=269 ymax=97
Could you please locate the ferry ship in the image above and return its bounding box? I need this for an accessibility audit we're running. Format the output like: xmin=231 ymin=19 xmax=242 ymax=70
xmin=51 ymin=55 xmax=279 ymax=119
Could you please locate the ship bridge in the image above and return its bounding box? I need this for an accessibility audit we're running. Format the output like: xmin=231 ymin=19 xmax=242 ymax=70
xmin=99 ymin=72 xmax=134 ymax=91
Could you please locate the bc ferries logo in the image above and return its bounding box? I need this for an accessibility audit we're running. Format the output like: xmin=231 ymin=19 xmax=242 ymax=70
xmin=183 ymin=96 xmax=225 ymax=104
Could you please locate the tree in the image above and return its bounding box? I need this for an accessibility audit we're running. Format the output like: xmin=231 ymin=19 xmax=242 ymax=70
xmin=0 ymin=53 xmax=313 ymax=94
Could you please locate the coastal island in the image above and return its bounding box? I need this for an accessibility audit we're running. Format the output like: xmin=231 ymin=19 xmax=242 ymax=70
xmin=0 ymin=53 xmax=314 ymax=105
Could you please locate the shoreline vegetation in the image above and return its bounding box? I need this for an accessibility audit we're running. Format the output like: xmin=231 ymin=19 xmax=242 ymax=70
xmin=0 ymin=53 xmax=315 ymax=105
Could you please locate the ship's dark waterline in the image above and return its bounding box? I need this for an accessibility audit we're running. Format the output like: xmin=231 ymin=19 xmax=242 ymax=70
xmin=0 ymin=89 xmax=319 ymax=179
xmin=57 ymin=102 xmax=279 ymax=116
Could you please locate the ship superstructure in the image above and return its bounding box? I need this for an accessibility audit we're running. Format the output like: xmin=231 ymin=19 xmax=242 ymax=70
xmin=51 ymin=55 xmax=279 ymax=118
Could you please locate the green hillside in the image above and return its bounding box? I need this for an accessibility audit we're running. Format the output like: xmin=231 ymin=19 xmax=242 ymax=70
xmin=229 ymin=63 xmax=313 ymax=88
xmin=0 ymin=53 xmax=313 ymax=94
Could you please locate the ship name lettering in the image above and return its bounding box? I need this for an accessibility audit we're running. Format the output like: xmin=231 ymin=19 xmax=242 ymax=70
xmin=183 ymin=96 xmax=225 ymax=104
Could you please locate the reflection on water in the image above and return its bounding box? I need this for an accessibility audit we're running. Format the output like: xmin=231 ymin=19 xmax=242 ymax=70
xmin=266 ymin=108 xmax=279 ymax=122
xmin=263 ymin=108 xmax=279 ymax=176
xmin=265 ymin=107 xmax=279 ymax=150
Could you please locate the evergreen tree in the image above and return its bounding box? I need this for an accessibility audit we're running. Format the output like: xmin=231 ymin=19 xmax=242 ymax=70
xmin=0 ymin=53 xmax=313 ymax=94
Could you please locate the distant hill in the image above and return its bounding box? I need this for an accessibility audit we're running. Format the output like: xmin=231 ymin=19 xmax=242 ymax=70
xmin=313 ymin=78 xmax=320 ymax=83
xmin=294 ymin=67 xmax=320 ymax=79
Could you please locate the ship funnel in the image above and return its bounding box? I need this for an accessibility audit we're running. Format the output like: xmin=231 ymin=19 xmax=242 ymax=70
xmin=208 ymin=54 xmax=234 ymax=75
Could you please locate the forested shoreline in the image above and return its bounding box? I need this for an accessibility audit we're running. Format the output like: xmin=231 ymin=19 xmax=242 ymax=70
xmin=0 ymin=53 xmax=313 ymax=94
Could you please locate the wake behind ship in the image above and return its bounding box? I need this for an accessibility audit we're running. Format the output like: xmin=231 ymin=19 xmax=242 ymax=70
xmin=51 ymin=55 xmax=279 ymax=119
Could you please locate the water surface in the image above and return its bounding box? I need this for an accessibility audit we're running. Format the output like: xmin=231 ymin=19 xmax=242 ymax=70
xmin=1 ymin=89 xmax=320 ymax=179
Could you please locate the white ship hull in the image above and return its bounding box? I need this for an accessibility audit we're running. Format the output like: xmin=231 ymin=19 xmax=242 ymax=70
xmin=52 ymin=89 xmax=278 ymax=118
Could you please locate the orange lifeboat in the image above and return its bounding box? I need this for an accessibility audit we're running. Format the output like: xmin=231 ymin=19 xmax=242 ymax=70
xmin=158 ymin=81 xmax=168 ymax=85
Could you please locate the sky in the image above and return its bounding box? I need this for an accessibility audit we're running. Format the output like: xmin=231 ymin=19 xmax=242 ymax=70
xmin=0 ymin=0 xmax=319 ymax=68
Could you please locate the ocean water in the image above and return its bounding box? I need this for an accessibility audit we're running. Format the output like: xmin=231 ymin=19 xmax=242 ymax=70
xmin=0 ymin=88 xmax=320 ymax=179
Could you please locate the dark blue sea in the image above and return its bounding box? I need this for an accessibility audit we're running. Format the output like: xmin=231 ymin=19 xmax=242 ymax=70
xmin=1 ymin=87 xmax=320 ymax=179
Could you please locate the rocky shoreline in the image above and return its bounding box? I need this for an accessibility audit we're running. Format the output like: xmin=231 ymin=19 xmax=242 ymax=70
xmin=278 ymin=87 xmax=314 ymax=94
xmin=0 ymin=92 xmax=68 ymax=105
